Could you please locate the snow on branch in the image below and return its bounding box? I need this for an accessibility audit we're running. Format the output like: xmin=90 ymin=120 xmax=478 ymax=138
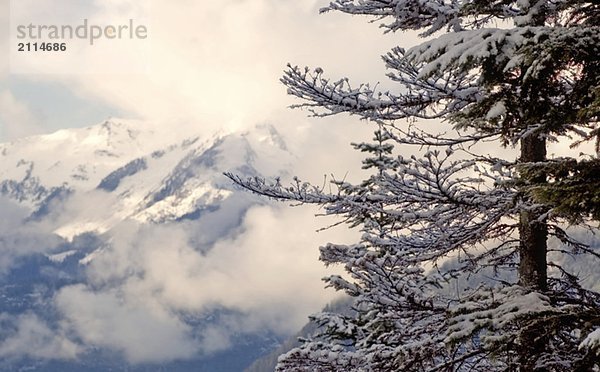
xmin=321 ymin=0 xmax=461 ymax=36
xmin=281 ymin=62 xmax=479 ymax=121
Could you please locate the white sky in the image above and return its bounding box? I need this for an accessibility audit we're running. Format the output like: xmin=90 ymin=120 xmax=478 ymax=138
xmin=1 ymin=0 xmax=406 ymax=140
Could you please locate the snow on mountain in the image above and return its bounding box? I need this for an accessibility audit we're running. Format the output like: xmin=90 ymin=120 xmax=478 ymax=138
xmin=0 ymin=120 xmax=161 ymax=191
xmin=0 ymin=119 xmax=294 ymax=239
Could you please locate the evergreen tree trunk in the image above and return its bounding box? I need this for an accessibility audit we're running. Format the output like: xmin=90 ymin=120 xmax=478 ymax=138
xmin=519 ymin=0 xmax=549 ymax=293
xmin=518 ymin=134 xmax=548 ymax=370
xmin=519 ymin=134 xmax=548 ymax=290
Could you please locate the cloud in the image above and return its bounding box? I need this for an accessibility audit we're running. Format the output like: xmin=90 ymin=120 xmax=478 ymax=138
xmin=55 ymin=285 xmax=197 ymax=363
xmin=0 ymin=0 xmax=8 ymax=78
xmin=54 ymin=204 xmax=356 ymax=362
xmin=0 ymin=312 xmax=80 ymax=360
xmin=0 ymin=201 xmax=76 ymax=362
xmin=7 ymin=0 xmax=408 ymax=136
xmin=0 ymin=90 xmax=44 ymax=140
xmin=0 ymin=197 xmax=63 ymax=275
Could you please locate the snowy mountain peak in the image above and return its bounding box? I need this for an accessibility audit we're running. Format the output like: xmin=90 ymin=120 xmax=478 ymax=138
xmin=0 ymin=118 xmax=295 ymax=239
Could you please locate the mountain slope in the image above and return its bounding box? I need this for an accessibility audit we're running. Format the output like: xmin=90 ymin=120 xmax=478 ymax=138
xmin=0 ymin=119 xmax=293 ymax=237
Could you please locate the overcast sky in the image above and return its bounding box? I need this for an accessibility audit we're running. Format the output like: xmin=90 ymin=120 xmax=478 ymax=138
xmin=0 ymin=0 xmax=408 ymax=141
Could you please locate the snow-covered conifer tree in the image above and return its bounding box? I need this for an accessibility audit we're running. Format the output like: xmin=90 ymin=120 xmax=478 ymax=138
xmin=228 ymin=1 xmax=600 ymax=370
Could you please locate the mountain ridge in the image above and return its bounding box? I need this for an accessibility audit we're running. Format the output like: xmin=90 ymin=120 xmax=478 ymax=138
xmin=0 ymin=118 xmax=294 ymax=238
